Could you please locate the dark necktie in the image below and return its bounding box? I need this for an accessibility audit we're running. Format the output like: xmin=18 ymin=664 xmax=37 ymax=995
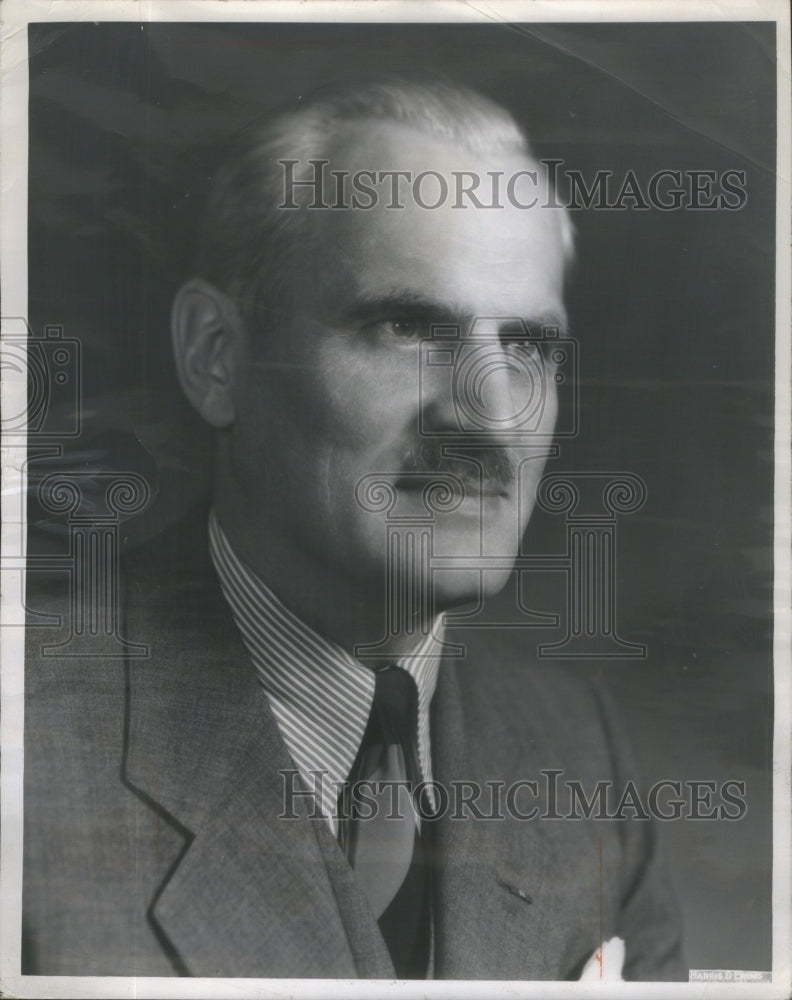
xmin=339 ymin=665 xmax=432 ymax=977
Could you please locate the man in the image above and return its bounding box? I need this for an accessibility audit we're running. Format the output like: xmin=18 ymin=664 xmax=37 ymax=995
xmin=23 ymin=79 xmax=684 ymax=980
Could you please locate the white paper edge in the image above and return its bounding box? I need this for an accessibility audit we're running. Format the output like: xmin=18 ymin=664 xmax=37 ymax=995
xmin=1 ymin=2 xmax=790 ymax=998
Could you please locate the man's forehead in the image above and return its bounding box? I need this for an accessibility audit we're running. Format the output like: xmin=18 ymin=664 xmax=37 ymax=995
xmin=319 ymin=206 xmax=567 ymax=322
xmin=289 ymin=118 xmax=569 ymax=324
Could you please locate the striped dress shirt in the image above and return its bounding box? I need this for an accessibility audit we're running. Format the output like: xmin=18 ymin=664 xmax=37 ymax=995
xmin=208 ymin=510 xmax=444 ymax=834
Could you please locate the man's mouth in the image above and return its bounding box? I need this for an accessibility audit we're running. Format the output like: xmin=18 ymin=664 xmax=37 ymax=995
xmin=393 ymin=472 xmax=510 ymax=500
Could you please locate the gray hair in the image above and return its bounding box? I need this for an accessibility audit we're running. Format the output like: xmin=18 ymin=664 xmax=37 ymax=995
xmin=195 ymin=78 xmax=573 ymax=333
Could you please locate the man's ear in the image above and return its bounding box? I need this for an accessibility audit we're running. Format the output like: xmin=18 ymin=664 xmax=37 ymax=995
xmin=171 ymin=278 xmax=244 ymax=429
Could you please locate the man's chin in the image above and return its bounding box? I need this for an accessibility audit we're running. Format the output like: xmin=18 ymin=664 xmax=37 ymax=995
xmin=432 ymin=506 xmax=524 ymax=556
xmin=431 ymin=565 xmax=515 ymax=612
xmin=417 ymin=508 xmax=522 ymax=604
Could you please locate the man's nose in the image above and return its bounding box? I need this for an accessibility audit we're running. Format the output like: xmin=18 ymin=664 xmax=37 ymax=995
xmin=419 ymin=320 xmax=546 ymax=435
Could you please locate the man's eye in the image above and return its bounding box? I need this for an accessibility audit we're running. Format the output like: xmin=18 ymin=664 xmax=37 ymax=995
xmin=386 ymin=318 xmax=422 ymax=339
xmin=499 ymin=326 xmax=542 ymax=358
xmin=364 ymin=317 xmax=426 ymax=341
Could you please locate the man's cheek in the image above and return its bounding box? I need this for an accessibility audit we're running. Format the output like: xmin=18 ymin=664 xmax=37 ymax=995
xmin=327 ymin=400 xmax=415 ymax=456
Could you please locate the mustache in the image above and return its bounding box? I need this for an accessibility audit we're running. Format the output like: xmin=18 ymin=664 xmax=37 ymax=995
xmin=397 ymin=438 xmax=516 ymax=492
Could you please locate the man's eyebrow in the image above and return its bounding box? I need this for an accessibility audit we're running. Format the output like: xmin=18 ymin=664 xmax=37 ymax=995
xmin=345 ymin=293 xmax=568 ymax=337
xmin=524 ymin=311 xmax=569 ymax=338
xmin=344 ymin=292 xmax=472 ymax=327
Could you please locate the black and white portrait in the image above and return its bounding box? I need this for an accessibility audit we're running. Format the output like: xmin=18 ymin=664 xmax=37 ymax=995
xmin=0 ymin=3 xmax=789 ymax=997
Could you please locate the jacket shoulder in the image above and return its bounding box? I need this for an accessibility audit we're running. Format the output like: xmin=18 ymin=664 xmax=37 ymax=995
xmin=447 ymin=625 xmax=621 ymax=775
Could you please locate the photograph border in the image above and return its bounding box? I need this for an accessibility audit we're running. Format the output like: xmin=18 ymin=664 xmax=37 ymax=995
xmin=1 ymin=2 xmax=790 ymax=998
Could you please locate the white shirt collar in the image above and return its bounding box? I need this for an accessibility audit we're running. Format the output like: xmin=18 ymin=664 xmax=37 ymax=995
xmin=208 ymin=509 xmax=444 ymax=832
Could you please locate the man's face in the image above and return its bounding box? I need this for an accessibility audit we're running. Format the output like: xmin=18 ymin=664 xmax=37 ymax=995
xmin=228 ymin=121 xmax=568 ymax=608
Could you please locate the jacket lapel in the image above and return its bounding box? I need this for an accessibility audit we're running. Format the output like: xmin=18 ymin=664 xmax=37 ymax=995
xmin=145 ymin=725 xmax=364 ymax=978
xmin=120 ymin=519 xmax=392 ymax=978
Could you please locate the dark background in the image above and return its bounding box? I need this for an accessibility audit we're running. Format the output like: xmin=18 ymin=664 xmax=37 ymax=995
xmin=27 ymin=20 xmax=776 ymax=973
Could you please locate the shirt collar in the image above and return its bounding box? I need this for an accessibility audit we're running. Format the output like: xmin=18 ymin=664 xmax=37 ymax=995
xmin=208 ymin=510 xmax=444 ymax=830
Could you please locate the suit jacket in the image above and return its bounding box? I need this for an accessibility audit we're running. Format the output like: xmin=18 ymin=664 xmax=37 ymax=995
xmin=22 ymin=506 xmax=685 ymax=980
